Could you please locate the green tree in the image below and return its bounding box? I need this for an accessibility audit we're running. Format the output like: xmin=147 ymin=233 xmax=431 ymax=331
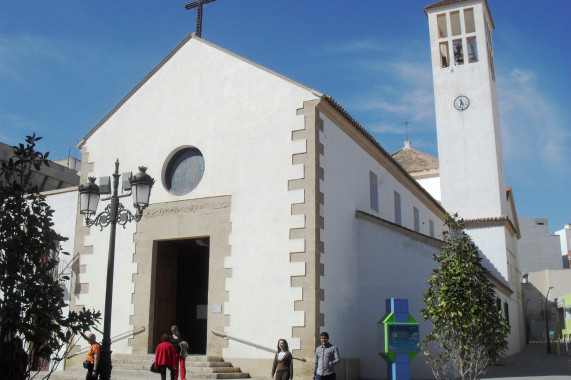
xmin=420 ymin=214 xmax=510 ymax=380
xmin=0 ymin=134 xmax=100 ymax=380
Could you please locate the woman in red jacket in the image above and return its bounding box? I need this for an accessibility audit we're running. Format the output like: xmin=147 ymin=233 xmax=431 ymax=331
xmin=154 ymin=333 xmax=176 ymax=380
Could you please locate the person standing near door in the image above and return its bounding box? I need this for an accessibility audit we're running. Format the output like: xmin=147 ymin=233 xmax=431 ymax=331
xmin=169 ymin=325 xmax=187 ymax=380
xmin=154 ymin=333 xmax=176 ymax=380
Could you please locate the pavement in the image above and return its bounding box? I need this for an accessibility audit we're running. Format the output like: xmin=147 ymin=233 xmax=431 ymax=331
xmin=481 ymin=343 xmax=571 ymax=379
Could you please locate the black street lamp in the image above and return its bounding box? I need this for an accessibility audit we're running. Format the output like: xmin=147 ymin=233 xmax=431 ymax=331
xmin=524 ymin=298 xmax=531 ymax=345
xmin=78 ymin=160 xmax=154 ymax=380
xmin=545 ymin=286 xmax=554 ymax=354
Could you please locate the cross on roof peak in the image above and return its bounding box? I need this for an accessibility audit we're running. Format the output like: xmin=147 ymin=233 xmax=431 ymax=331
xmin=185 ymin=0 xmax=217 ymax=38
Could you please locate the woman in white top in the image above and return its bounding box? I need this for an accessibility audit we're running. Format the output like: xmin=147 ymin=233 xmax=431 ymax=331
xmin=271 ymin=339 xmax=293 ymax=380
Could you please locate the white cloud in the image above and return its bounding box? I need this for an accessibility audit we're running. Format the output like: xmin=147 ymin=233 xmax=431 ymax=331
xmin=370 ymin=123 xmax=404 ymax=134
xmin=321 ymin=37 xmax=391 ymax=54
xmin=509 ymin=68 xmax=535 ymax=85
xmin=0 ymin=111 xmax=42 ymax=143
xmin=499 ymin=67 xmax=570 ymax=171
xmin=0 ymin=34 xmax=69 ymax=72
xmin=386 ymin=61 xmax=433 ymax=85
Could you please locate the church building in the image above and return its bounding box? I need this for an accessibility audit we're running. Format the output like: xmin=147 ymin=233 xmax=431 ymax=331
xmin=44 ymin=0 xmax=523 ymax=379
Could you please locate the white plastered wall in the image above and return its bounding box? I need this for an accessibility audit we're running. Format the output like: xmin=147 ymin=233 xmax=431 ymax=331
xmin=318 ymin=112 xmax=445 ymax=378
xmin=416 ymin=176 xmax=441 ymax=202
xmin=467 ymin=225 xmax=522 ymax=353
xmin=356 ymin=218 xmax=439 ymax=380
xmin=44 ymin=188 xmax=79 ymax=369
xmin=555 ymin=224 xmax=571 ymax=261
xmin=79 ymin=37 xmax=320 ymax=356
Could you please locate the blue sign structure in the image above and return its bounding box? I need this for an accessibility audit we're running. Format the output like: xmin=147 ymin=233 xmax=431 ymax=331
xmin=378 ymin=299 xmax=419 ymax=380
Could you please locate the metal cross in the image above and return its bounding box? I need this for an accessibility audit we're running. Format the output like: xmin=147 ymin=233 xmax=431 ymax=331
xmin=403 ymin=117 xmax=413 ymax=141
xmin=185 ymin=0 xmax=217 ymax=38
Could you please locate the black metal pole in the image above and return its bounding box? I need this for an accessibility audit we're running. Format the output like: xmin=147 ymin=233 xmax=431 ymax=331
xmin=99 ymin=160 xmax=120 ymax=380
xmin=524 ymin=299 xmax=530 ymax=345
xmin=196 ymin=4 xmax=203 ymax=37
xmin=545 ymin=288 xmax=552 ymax=354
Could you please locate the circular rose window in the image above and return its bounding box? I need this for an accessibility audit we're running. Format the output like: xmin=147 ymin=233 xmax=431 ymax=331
xmin=164 ymin=147 xmax=205 ymax=195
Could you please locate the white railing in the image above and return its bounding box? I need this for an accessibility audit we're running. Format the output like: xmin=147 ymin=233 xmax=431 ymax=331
xmin=65 ymin=326 xmax=145 ymax=358
xmin=210 ymin=329 xmax=307 ymax=362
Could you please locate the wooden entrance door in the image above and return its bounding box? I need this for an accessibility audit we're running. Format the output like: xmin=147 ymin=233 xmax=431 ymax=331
xmin=152 ymin=239 xmax=210 ymax=353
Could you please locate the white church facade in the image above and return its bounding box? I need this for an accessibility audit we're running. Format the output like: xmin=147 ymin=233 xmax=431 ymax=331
xmin=43 ymin=0 xmax=523 ymax=379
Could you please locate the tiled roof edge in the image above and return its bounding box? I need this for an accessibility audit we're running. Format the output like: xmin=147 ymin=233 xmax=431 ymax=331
xmin=464 ymin=215 xmax=518 ymax=236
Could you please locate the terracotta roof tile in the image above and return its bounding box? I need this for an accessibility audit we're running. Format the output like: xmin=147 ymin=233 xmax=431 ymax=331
xmin=391 ymin=141 xmax=439 ymax=174
xmin=424 ymin=0 xmax=469 ymax=11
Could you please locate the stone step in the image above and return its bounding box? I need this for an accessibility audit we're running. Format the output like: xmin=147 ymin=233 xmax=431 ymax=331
xmin=113 ymin=363 xmax=240 ymax=373
xmin=187 ymin=373 xmax=251 ymax=379
xmin=192 ymin=361 xmax=234 ymax=367
xmin=112 ymin=354 xmax=225 ymax=363
xmin=52 ymin=372 xmax=256 ymax=380
xmin=51 ymin=354 xmax=250 ymax=380
xmin=191 ymin=367 xmax=242 ymax=373
xmin=111 ymin=368 xmax=161 ymax=378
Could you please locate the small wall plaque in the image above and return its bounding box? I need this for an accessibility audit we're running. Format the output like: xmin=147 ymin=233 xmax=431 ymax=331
xmin=211 ymin=304 xmax=222 ymax=313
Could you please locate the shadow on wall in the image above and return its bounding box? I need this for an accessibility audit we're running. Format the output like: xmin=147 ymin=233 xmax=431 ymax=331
xmin=522 ymin=282 xmax=559 ymax=342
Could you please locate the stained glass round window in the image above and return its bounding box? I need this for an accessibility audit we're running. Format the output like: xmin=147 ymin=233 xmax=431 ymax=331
xmin=165 ymin=147 xmax=205 ymax=195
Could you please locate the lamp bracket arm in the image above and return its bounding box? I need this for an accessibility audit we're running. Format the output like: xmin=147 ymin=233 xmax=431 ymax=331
xmin=100 ymin=191 xmax=132 ymax=202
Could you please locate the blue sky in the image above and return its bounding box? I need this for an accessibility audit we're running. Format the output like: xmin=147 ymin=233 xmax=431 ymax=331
xmin=0 ymin=0 xmax=569 ymax=232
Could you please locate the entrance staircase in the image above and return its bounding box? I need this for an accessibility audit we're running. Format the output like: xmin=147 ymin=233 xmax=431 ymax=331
xmin=50 ymin=354 xmax=251 ymax=380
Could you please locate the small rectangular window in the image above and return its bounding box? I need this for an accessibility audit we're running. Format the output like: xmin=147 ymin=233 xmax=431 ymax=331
xmin=439 ymin=41 xmax=450 ymax=68
xmin=495 ymin=298 xmax=502 ymax=312
xmin=504 ymin=302 xmax=510 ymax=325
xmin=464 ymin=8 xmax=475 ymax=33
xmin=488 ymin=46 xmax=496 ymax=81
xmin=450 ymin=11 xmax=462 ymax=36
xmin=413 ymin=207 xmax=420 ymax=232
xmin=369 ymin=171 xmax=379 ymax=212
xmin=467 ymin=37 xmax=478 ymax=62
xmin=429 ymin=220 xmax=435 ymax=237
xmin=453 ymin=39 xmax=464 ymax=65
xmin=437 ymin=13 xmax=448 ymax=38
xmin=394 ymin=191 xmax=401 ymax=226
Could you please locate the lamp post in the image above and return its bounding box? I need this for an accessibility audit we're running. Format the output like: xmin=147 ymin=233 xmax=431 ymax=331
xmin=78 ymin=160 xmax=154 ymax=380
xmin=545 ymin=286 xmax=554 ymax=354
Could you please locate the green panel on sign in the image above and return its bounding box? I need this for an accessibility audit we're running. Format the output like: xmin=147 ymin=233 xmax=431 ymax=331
xmin=378 ymin=312 xmax=395 ymax=324
xmin=379 ymin=312 xmax=418 ymax=325
xmin=379 ymin=352 xmax=396 ymax=362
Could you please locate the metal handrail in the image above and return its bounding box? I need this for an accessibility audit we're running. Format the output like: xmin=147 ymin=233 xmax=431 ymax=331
xmin=210 ymin=329 xmax=307 ymax=362
xmin=59 ymin=252 xmax=80 ymax=276
xmin=65 ymin=325 xmax=145 ymax=358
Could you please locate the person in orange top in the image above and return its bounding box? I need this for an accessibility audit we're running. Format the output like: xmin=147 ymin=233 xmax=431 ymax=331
xmin=85 ymin=334 xmax=100 ymax=379
xmin=154 ymin=333 xmax=176 ymax=380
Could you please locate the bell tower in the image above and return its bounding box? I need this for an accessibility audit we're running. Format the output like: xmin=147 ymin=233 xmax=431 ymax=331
xmin=425 ymin=0 xmax=507 ymax=220
xmin=425 ymin=1 xmax=523 ymax=353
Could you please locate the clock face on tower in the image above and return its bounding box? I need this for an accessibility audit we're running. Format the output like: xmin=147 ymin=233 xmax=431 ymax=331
xmin=454 ymin=95 xmax=470 ymax=111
